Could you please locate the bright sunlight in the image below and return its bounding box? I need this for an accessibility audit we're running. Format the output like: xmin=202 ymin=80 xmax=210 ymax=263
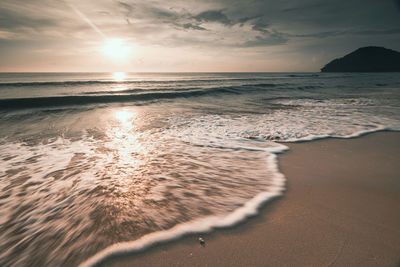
xmin=115 ymin=110 xmax=134 ymax=127
xmin=113 ymin=72 xmax=126 ymax=82
xmin=102 ymin=39 xmax=131 ymax=60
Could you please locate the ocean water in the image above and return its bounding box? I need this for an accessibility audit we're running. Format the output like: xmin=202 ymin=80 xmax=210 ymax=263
xmin=0 ymin=72 xmax=399 ymax=266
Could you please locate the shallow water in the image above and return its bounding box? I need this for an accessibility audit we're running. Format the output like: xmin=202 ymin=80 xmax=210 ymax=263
xmin=0 ymin=72 xmax=399 ymax=266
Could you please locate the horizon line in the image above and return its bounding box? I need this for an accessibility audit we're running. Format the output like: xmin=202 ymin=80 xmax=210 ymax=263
xmin=0 ymin=71 xmax=319 ymax=74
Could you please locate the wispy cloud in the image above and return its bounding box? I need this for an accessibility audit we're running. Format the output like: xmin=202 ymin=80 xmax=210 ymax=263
xmin=182 ymin=23 xmax=207 ymax=31
xmin=240 ymin=33 xmax=288 ymax=47
xmin=192 ymin=10 xmax=232 ymax=25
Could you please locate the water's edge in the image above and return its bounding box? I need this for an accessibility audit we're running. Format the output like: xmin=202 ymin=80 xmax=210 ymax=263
xmin=78 ymin=127 xmax=397 ymax=267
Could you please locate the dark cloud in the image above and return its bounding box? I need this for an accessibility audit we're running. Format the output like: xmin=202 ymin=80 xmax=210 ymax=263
xmin=193 ymin=10 xmax=232 ymax=25
xmin=117 ymin=2 xmax=179 ymax=23
xmin=238 ymin=17 xmax=253 ymax=24
xmin=116 ymin=4 xmax=233 ymax=32
xmin=149 ymin=7 xmax=177 ymax=20
xmin=117 ymin=1 xmax=135 ymax=15
xmin=395 ymin=0 xmax=400 ymax=10
xmin=240 ymin=32 xmax=288 ymax=47
xmin=292 ymin=31 xmax=344 ymax=39
xmin=291 ymin=28 xmax=400 ymax=39
xmin=237 ymin=15 xmax=262 ymax=26
xmin=183 ymin=23 xmax=207 ymax=31
xmin=117 ymin=1 xmax=134 ymax=11
xmin=281 ymin=3 xmax=325 ymax=13
xmin=250 ymin=18 xmax=270 ymax=33
xmin=0 ymin=7 xmax=57 ymax=30
xmin=116 ymin=3 xmax=211 ymax=31
xmin=354 ymin=28 xmax=400 ymax=35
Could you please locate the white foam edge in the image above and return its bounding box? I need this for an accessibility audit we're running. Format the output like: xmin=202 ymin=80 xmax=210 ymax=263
xmin=279 ymin=125 xmax=395 ymax=143
xmin=78 ymin=144 xmax=288 ymax=267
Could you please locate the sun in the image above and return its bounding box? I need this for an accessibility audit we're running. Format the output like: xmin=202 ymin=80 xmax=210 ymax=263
xmin=102 ymin=38 xmax=131 ymax=60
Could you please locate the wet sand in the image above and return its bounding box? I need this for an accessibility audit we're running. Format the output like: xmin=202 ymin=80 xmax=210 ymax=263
xmin=98 ymin=131 xmax=400 ymax=267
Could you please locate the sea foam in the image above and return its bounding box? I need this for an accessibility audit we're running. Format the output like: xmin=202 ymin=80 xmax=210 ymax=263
xmin=78 ymin=145 xmax=287 ymax=267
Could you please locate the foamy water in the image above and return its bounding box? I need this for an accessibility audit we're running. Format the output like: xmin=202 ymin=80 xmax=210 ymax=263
xmin=0 ymin=72 xmax=399 ymax=266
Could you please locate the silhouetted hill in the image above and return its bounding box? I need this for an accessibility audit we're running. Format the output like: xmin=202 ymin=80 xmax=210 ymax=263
xmin=321 ymin=46 xmax=400 ymax=72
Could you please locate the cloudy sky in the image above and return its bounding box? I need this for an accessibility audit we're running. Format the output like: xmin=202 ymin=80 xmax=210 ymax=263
xmin=0 ymin=0 xmax=399 ymax=72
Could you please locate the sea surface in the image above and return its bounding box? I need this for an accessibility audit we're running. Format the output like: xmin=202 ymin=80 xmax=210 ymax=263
xmin=0 ymin=72 xmax=399 ymax=266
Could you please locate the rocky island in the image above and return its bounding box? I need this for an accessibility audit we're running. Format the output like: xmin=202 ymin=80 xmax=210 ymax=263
xmin=321 ymin=46 xmax=400 ymax=72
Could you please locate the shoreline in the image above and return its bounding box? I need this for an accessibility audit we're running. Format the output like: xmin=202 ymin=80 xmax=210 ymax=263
xmin=93 ymin=131 xmax=400 ymax=266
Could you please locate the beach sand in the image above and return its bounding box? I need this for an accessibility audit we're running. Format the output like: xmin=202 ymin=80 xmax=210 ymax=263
xmin=99 ymin=131 xmax=400 ymax=266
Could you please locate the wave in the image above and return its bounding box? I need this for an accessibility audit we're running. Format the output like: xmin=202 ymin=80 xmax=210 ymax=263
xmin=79 ymin=83 xmax=284 ymax=96
xmin=245 ymin=83 xmax=286 ymax=87
xmin=0 ymin=82 xmax=330 ymax=110
xmin=81 ymin=87 xmax=200 ymax=95
xmin=0 ymin=78 xmax=284 ymax=88
xmin=288 ymin=74 xmax=320 ymax=78
xmin=0 ymin=80 xmax=120 ymax=87
xmin=0 ymin=87 xmax=243 ymax=110
xmin=296 ymin=85 xmax=323 ymax=90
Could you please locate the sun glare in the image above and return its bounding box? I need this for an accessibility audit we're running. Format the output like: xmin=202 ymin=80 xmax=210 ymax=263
xmin=113 ymin=72 xmax=126 ymax=82
xmin=115 ymin=110 xmax=134 ymax=125
xmin=102 ymin=39 xmax=131 ymax=60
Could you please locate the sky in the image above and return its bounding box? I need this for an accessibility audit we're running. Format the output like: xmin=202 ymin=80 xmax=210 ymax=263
xmin=0 ymin=0 xmax=399 ymax=72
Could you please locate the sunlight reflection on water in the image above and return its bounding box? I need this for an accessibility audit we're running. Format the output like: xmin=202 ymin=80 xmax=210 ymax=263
xmin=112 ymin=72 xmax=126 ymax=82
xmin=111 ymin=84 xmax=129 ymax=92
xmin=115 ymin=110 xmax=134 ymax=127
xmin=108 ymin=109 xmax=145 ymax=168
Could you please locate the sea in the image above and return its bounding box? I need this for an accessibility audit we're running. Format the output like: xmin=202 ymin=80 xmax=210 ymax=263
xmin=0 ymin=72 xmax=399 ymax=266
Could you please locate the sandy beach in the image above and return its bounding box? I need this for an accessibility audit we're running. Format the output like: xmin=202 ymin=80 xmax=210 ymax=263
xmin=99 ymin=131 xmax=400 ymax=267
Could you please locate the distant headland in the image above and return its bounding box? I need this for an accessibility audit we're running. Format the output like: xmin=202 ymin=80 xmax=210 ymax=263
xmin=321 ymin=46 xmax=400 ymax=72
